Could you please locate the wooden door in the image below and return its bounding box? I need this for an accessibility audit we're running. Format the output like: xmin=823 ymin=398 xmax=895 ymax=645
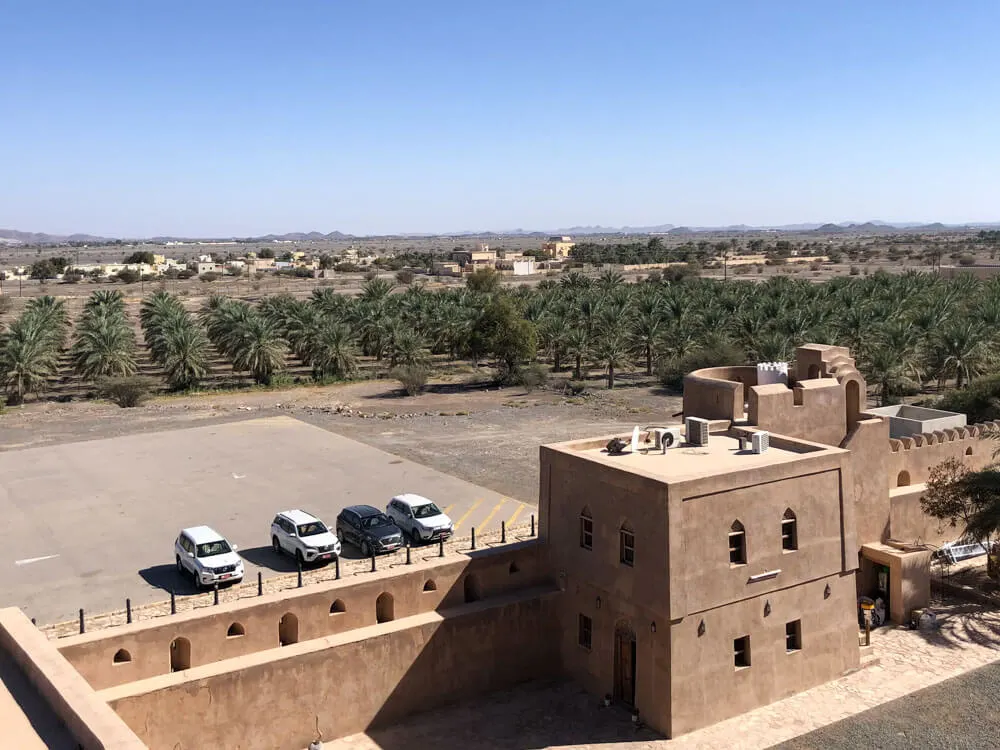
xmin=614 ymin=627 xmax=636 ymax=706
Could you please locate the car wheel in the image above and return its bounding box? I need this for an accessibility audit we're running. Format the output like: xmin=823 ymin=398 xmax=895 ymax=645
xmin=410 ymin=527 xmax=422 ymax=545
xmin=272 ymin=536 xmax=282 ymax=555
xmin=336 ymin=528 xmax=344 ymax=543
xmin=176 ymin=555 xmax=183 ymax=574
xmin=361 ymin=540 xmax=371 ymax=557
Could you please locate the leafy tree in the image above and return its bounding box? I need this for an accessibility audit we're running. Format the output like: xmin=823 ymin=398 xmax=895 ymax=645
xmin=257 ymin=247 xmax=275 ymax=259
xmin=466 ymin=267 xmax=500 ymax=294
xmin=124 ymin=251 xmax=155 ymax=265
xmin=476 ymin=297 xmax=537 ymax=382
xmin=29 ymin=259 xmax=57 ymax=280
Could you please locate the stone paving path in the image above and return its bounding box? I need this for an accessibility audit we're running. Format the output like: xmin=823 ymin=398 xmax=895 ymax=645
xmin=322 ymin=595 xmax=1000 ymax=750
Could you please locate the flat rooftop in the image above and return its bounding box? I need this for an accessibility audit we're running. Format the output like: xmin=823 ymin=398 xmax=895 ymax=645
xmin=557 ymin=431 xmax=837 ymax=483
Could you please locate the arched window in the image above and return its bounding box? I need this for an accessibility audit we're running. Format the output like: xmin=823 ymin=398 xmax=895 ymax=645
xmin=509 ymin=561 xmax=520 ymax=575
xmin=619 ymin=521 xmax=635 ymax=567
xmin=329 ymin=599 xmax=346 ymax=615
xmin=422 ymin=579 xmax=437 ymax=592
xmin=781 ymin=509 xmax=798 ymax=551
xmin=580 ymin=507 xmax=593 ymax=550
xmin=376 ymin=592 xmax=394 ymax=623
xmin=278 ymin=613 xmax=298 ymax=646
xmin=226 ymin=622 xmax=245 ymax=638
xmin=169 ymin=637 xmax=190 ymax=672
xmin=897 ymin=470 xmax=911 ymax=488
xmin=966 ymin=447 xmax=974 ymax=456
xmin=464 ymin=574 xmax=482 ymax=603
xmin=729 ymin=521 xmax=747 ymax=565
xmin=112 ymin=648 xmax=131 ymax=665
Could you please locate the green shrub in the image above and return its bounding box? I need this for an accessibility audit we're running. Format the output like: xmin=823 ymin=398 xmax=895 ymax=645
xmin=518 ymin=363 xmax=548 ymax=392
xmin=115 ymin=269 xmax=140 ymax=284
xmin=958 ymin=255 xmax=977 ymax=266
xmin=849 ymin=265 xmax=861 ymax=276
xmin=934 ymin=375 xmax=1000 ymax=423
xmin=392 ymin=364 xmax=430 ymax=396
xmin=395 ymin=269 xmax=415 ymax=285
xmin=564 ymin=379 xmax=587 ymax=396
xmin=98 ymin=376 xmax=156 ymax=408
xmin=200 ymin=272 xmax=220 ymax=282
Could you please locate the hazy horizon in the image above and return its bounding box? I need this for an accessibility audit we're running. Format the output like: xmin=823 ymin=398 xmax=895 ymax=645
xmin=4 ymin=1 xmax=999 ymax=237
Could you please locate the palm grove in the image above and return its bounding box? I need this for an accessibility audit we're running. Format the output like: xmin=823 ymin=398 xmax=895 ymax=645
xmin=1 ymin=270 xmax=1000 ymax=409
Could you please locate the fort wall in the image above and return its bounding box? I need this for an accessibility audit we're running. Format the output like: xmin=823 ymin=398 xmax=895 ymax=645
xmin=58 ymin=542 xmax=548 ymax=691
xmin=103 ymin=590 xmax=560 ymax=750
xmin=682 ymin=366 xmax=757 ymax=421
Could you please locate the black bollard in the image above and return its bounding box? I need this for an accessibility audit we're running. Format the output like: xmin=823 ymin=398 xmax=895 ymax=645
xmin=471 ymin=527 xmax=476 ymax=550
xmin=438 ymin=538 xmax=444 ymax=558
xmin=370 ymin=553 xmax=376 ymax=573
xmin=170 ymin=590 xmax=176 ymax=615
xmin=213 ymin=585 xmax=219 ymax=605
xmin=79 ymin=608 xmax=85 ymax=634
xmin=126 ymin=598 xmax=132 ymax=624
xmin=531 ymin=514 xmax=535 ymax=537
xmin=297 ymin=561 xmax=303 ymax=588
xmin=501 ymin=520 xmax=506 ymax=543
xmin=406 ymin=542 xmax=412 ymax=565
xmin=31 ymin=617 xmax=36 ymax=626
xmin=257 ymin=571 xmax=263 ymax=596
xmin=335 ymin=556 xmax=341 ymax=580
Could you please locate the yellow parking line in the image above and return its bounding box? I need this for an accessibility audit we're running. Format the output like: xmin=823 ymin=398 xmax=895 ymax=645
xmin=443 ymin=504 xmax=455 ymax=515
xmin=477 ymin=498 xmax=509 ymax=532
xmin=507 ymin=503 xmax=526 ymax=527
xmin=453 ymin=499 xmax=484 ymax=530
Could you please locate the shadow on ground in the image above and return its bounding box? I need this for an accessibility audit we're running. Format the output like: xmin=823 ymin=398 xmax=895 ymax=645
xmin=360 ymin=679 xmax=661 ymax=750
xmin=138 ymin=564 xmax=200 ymax=595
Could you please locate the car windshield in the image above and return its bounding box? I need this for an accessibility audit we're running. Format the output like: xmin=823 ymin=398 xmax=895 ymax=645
xmin=196 ymin=540 xmax=231 ymax=557
xmin=362 ymin=514 xmax=392 ymax=529
xmin=413 ymin=503 xmax=442 ymax=519
xmin=297 ymin=521 xmax=327 ymax=537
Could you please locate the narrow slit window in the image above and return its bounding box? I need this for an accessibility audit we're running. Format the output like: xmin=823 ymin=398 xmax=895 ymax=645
xmin=785 ymin=620 xmax=802 ymax=652
xmin=729 ymin=521 xmax=746 ymax=565
xmin=620 ymin=527 xmax=635 ymax=567
xmin=734 ymin=635 xmax=750 ymax=668
xmin=782 ymin=510 xmax=798 ymax=551
xmin=580 ymin=510 xmax=593 ymax=550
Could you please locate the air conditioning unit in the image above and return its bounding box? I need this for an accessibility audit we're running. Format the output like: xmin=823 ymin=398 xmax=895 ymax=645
xmin=646 ymin=426 xmax=682 ymax=452
xmin=752 ymin=431 xmax=770 ymax=454
xmin=685 ymin=417 xmax=711 ymax=446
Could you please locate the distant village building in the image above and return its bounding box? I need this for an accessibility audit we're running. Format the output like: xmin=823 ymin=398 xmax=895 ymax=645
xmin=542 ymin=235 xmax=575 ymax=258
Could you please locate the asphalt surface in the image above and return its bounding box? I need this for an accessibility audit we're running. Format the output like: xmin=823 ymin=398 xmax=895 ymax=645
xmin=0 ymin=415 xmax=528 ymax=624
xmin=772 ymin=659 xmax=1000 ymax=750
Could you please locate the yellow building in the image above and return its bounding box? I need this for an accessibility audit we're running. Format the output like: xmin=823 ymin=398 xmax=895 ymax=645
xmin=542 ymin=236 xmax=575 ymax=258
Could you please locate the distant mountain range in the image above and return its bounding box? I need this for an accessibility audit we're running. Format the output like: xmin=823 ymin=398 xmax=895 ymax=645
xmin=2 ymin=221 xmax=999 ymax=246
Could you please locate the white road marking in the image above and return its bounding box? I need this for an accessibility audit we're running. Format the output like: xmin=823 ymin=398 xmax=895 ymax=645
xmin=15 ymin=554 xmax=60 ymax=566
xmin=232 ymin=473 xmax=246 ymax=479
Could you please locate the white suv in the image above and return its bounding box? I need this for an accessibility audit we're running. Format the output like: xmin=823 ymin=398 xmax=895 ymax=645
xmin=175 ymin=526 xmax=244 ymax=589
xmin=386 ymin=494 xmax=454 ymax=544
xmin=271 ymin=509 xmax=342 ymax=564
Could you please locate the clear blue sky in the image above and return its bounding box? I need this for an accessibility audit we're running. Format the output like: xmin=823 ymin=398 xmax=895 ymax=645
xmin=2 ymin=1 xmax=998 ymax=237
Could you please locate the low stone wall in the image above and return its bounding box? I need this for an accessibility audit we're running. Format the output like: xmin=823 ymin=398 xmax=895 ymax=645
xmin=0 ymin=608 xmax=144 ymax=750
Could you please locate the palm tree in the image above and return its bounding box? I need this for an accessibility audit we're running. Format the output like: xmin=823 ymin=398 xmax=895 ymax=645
xmin=387 ymin=325 xmax=428 ymax=369
xmin=629 ymin=303 xmax=664 ymax=376
xmin=359 ymin=278 xmax=395 ymax=304
xmin=308 ymin=322 xmax=358 ymax=380
xmin=564 ymin=328 xmax=590 ymax=380
xmin=230 ymin=314 xmax=286 ymax=386
xmin=71 ymin=314 xmax=137 ymax=380
xmin=0 ymin=318 xmax=59 ymax=404
xmin=161 ymin=323 xmax=210 ymax=390
xmin=929 ymin=321 xmax=989 ymax=389
xmin=593 ymin=327 xmax=629 ymax=389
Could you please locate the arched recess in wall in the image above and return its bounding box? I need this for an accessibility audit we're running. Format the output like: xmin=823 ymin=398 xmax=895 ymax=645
xmin=376 ymin=592 xmax=394 ymax=623
xmin=464 ymin=574 xmax=482 ymax=603
xmin=422 ymin=579 xmax=437 ymax=592
xmin=169 ymin=637 xmax=190 ymax=672
xmin=278 ymin=612 xmax=299 ymax=646
xmin=330 ymin=599 xmax=346 ymax=614
xmin=897 ymin=471 xmax=911 ymax=488
xmin=807 ymin=365 xmax=821 ymax=380
xmin=226 ymin=622 xmax=245 ymax=637
xmin=966 ymin=447 xmax=974 ymax=456
xmin=112 ymin=648 xmax=131 ymax=665
xmin=845 ymin=379 xmax=861 ymax=430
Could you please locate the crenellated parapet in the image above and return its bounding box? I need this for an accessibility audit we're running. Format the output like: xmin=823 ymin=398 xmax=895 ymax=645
xmin=887 ymin=419 xmax=999 ymax=487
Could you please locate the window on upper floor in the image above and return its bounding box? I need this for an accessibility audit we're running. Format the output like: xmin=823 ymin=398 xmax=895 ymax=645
xmin=785 ymin=620 xmax=802 ymax=652
xmin=578 ymin=614 xmax=593 ymax=650
xmin=729 ymin=520 xmax=746 ymax=565
xmin=782 ymin=509 xmax=798 ymax=552
xmin=580 ymin=508 xmax=593 ymax=550
xmin=620 ymin=523 xmax=635 ymax=567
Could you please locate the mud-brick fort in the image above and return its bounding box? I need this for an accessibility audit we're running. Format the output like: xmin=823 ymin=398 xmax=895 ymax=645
xmin=1 ymin=344 xmax=992 ymax=748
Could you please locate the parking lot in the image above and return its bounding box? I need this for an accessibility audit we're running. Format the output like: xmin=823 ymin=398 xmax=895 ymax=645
xmin=0 ymin=415 xmax=530 ymax=624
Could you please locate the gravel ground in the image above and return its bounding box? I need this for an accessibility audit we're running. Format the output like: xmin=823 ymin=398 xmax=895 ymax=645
xmin=773 ymin=660 xmax=1000 ymax=750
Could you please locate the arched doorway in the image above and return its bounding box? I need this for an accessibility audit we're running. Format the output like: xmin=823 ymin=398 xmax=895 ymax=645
xmin=278 ymin=613 xmax=298 ymax=646
xmin=613 ymin=621 xmax=636 ymax=706
xmin=169 ymin=637 xmax=190 ymax=672
xmin=846 ymin=379 xmax=861 ymax=430
xmin=464 ymin=574 xmax=482 ymax=603
xmin=897 ymin=470 xmax=910 ymax=488
xmin=376 ymin=593 xmax=394 ymax=623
